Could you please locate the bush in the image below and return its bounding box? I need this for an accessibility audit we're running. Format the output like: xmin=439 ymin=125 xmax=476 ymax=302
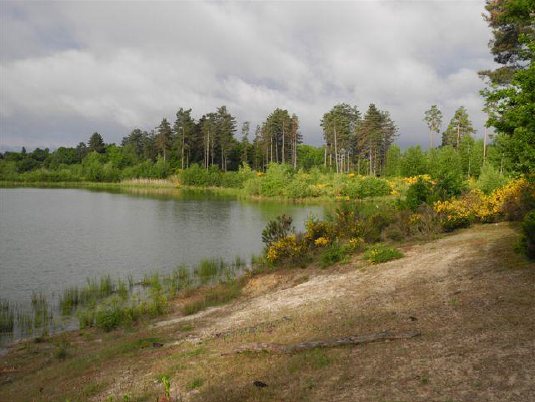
xmin=405 ymin=178 xmax=436 ymax=211
xmin=262 ymin=214 xmax=294 ymax=246
xmin=266 ymin=234 xmax=307 ymax=264
xmin=382 ymin=206 xmax=442 ymax=241
xmin=95 ymin=305 xmax=124 ymax=331
xmin=260 ymin=163 xmax=293 ymax=197
xmin=476 ymin=164 xmax=509 ymax=194
xmin=520 ymin=210 xmax=535 ymax=259
xmin=319 ymin=242 xmax=350 ymax=268
xmin=354 ymin=177 xmax=392 ymax=198
xmin=180 ymin=164 xmax=221 ymax=186
xmin=364 ymin=244 xmax=404 ymax=264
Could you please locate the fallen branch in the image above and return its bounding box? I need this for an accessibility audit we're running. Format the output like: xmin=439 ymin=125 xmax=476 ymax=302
xmin=232 ymin=331 xmax=420 ymax=354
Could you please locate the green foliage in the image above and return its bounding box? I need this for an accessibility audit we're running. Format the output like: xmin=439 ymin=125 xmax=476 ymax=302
xmin=520 ymin=210 xmax=535 ymax=259
xmin=364 ymin=244 xmax=404 ymax=264
xmin=400 ymin=146 xmax=427 ymax=176
xmin=187 ymin=377 xmax=204 ymax=390
xmin=476 ymin=164 xmax=509 ymax=194
xmin=319 ymin=242 xmax=350 ymax=268
xmin=352 ymin=177 xmax=391 ymax=198
xmin=262 ymin=214 xmax=294 ymax=246
xmin=88 ymin=132 xmax=106 ymax=154
xmin=483 ymin=38 xmax=535 ymax=174
xmin=405 ymin=178 xmax=436 ymax=211
xmin=384 ymin=144 xmax=401 ymax=176
xmin=433 ymin=146 xmax=466 ymax=198
xmin=95 ymin=297 xmax=125 ymax=332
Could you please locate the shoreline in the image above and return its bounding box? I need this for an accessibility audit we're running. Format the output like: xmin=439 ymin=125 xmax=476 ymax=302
xmin=0 ymin=180 xmax=399 ymax=204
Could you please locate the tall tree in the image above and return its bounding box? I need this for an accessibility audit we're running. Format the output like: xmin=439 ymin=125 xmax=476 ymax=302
xmin=321 ymin=103 xmax=360 ymax=172
xmin=423 ymin=105 xmax=443 ymax=148
xmin=441 ymin=106 xmax=476 ymax=149
xmin=173 ymin=108 xmax=196 ymax=169
xmin=121 ymin=129 xmax=145 ymax=158
xmin=482 ymin=38 xmax=535 ymax=173
xmin=156 ymin=118 xmax=173 ymax=162
xmin=241 ymin=121 xmax=250 ymax=165
xmin=216 ymin=106 xmax=237 ymax=171
xmin=88 ymin=132 xmax=105 ymax=154
xmin=290 ymin=114 xmax=302 ymax=168
xmin=479 ymin=0 xmax=535 ymax=85
xmin=263 ymin=108 xmax=294 ymax=165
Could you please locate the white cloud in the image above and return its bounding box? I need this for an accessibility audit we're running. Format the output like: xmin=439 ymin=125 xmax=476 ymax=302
xmin=0 ymin=1 xmax=497 ymax=150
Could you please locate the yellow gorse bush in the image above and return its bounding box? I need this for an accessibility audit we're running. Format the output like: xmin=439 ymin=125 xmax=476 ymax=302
xmin=314 ymin=237 xmax=330 ymax=247
xmin=348 ymin=237 xmax=365 ymax=250
xmin=266 ymin=234 xmax=305 ymax=264
xmin=433 ymin=177 xmax=532 ymax=230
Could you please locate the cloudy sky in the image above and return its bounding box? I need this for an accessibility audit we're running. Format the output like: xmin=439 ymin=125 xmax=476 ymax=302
xmin=0 ymin=0 xmax=496 ymax=152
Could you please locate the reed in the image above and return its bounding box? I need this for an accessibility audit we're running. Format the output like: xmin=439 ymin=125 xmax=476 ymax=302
xmin=0 ymin=298 xmax=15 ymax=332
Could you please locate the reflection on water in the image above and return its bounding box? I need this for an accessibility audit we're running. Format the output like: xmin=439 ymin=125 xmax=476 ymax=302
xmin=0 ymin=187 xmax=328 ymax=333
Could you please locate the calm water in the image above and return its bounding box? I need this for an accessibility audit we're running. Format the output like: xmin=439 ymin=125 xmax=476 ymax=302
xmin=0 ymin=187 xmax=326 ymax=315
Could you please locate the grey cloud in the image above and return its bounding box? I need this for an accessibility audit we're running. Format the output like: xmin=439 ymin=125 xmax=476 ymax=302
xmin=0 ymin=1 xmax=496 ymax=151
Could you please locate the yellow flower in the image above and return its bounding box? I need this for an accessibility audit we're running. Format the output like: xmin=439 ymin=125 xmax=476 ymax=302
xmin=315 ymin=237 xmax=329 ymax=247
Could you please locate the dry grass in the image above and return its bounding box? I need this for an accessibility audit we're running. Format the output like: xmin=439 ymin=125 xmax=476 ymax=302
xmin=120 ymin=177 xmax=179 ymax=187
xmin=1 ymin=223 xmax=534 ymax=402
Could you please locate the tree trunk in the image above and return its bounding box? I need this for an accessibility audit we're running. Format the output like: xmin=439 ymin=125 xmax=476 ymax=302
xmin=333 ymin=124 xmax=339 ymax=173
xmin=282 ymin=121 xmax=285 ymax=164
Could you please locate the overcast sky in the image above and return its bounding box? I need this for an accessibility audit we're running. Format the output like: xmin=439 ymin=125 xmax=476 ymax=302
xmin=0 ymin=0 xmax=497 ymax=152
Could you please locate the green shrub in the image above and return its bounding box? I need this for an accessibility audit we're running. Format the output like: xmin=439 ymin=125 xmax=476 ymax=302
xmin=355 ymin=177 xmax=391 ymax=198
xmin=262 ymin=214 xmax=294 ymax=246
xmin=364 ymin=244 xmax=404 ymax=264
xmin=520 ymin=210 xmax=535 ymax=259
xmin=319 ymin=242 xmax=350 ymax=268
xmin=95 ymin=306 xmax=124 ymax=331
xmin=476 ymin=164 xmax=509 ymax=194
xmin=405 ymin=178 xmax=436 ymax=210
xmin=260 ymin=163 xmax=293 ymax=196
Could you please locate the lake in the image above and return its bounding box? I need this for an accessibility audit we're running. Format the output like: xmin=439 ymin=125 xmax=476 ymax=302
xmin=0 ymin=187 xmax=326 ymax=346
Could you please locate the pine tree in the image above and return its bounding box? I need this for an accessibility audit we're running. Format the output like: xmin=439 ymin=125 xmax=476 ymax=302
xmin=441 ymin=106 xmax=476 ymax=149
xmin=88 ymin=132 xmax=105 ymax=154
xmin=241 ymin=121 xmax=250 ymax=166
xmin=173 ymin=108 xmax=196 ymax=169
xmin=321 ymin=103 xmax=360 ymax=172
xmin=423 ymin=105 xmax=443 ymax=148
xmin=156 ymin=118 xmax=173 ymax=162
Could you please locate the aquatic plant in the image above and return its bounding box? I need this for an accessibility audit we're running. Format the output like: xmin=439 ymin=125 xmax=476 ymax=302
xmin=0 ymin=299 xmax=15 ymax=333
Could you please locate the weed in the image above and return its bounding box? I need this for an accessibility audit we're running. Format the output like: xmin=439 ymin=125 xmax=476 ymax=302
xmin=320 ymin=242 xmax=351 ymax=268
xmin=187 ymin=377 xmax=204 ymax=390
xmin=364 ymin=244 xmax=404 ymax=264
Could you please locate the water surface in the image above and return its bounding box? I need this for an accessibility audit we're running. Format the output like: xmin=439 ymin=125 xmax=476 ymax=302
xmin=0 ymin=187 xmax=326 ymax=313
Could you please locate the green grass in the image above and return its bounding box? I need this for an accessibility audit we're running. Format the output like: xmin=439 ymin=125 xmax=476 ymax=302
xmin=187 ymin=377 xmax=205 ymax=390
xmin=182 ymin=281 xmax=243 ymax=316
xmin=363 ymin=244 xmax=404 ymax=264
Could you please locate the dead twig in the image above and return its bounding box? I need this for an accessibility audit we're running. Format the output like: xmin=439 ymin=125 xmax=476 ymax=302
xmin=231 ymin=331 xmax=420 ymax=354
